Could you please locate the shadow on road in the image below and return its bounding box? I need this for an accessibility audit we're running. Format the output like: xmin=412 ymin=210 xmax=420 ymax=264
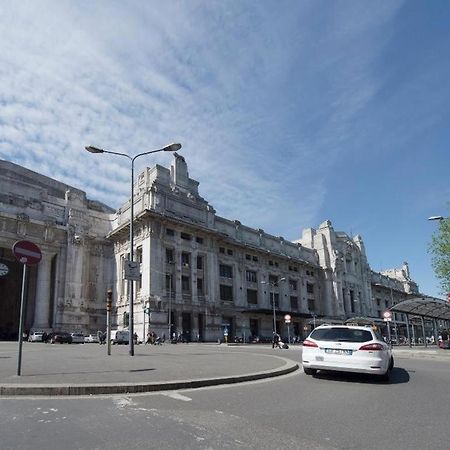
xmin=311 ymin=367 xmax=410 ymax=384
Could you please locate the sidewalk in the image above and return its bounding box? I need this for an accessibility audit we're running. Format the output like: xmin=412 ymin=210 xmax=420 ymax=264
xmin=0 ymin=342 xmax=299 ymax=396
xmin=393 ymin=345 xmax=450 ymax=360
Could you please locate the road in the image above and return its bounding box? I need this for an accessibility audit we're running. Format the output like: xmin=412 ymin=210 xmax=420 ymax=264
xmin=0 ymin=347 xmax=448 ymax=450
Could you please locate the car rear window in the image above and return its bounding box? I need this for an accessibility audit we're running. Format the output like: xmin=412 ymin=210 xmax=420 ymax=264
xmin=310 ymin=327 xmax=373 ymax=343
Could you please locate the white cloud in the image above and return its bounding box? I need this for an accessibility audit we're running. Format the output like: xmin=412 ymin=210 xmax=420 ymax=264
xmin=0 ymin=0 xmax=405 ymax=241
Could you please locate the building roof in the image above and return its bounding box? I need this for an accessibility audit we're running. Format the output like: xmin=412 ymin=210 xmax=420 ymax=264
xmin=390 ymin=296 xmax=450 ymax=320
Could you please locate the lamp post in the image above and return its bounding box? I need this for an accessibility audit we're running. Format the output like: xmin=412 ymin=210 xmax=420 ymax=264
xmin=167 ymin=260 xmax=175 ymax=341
xmin=85 ymin=142 xmax=182 ymax=356
xmin=261 ymin=277 xmax=286 ymax=335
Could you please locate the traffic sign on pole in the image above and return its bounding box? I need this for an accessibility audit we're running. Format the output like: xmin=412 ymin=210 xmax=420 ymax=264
xmin=13 ymin=240 xmax=42 ymax=265
xmin=284 ymin=314 xmax=291 ymax=323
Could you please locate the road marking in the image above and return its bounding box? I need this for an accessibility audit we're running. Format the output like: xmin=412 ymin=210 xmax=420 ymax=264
xmin=162 ymin=392 xmax=192 ymax=402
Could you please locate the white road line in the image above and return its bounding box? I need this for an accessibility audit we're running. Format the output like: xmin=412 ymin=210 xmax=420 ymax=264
xmin=162 ymin=392 xmax=192 ymax=402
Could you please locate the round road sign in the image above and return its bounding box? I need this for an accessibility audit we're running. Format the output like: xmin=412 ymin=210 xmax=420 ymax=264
xmin=284 ymin=314 xmax=291 ymax=323
xmin=12 ymin=240 xmax=42 ymax=265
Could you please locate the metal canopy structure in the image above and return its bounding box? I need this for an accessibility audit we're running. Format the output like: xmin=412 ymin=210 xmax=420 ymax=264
xmin=390 ymin=296 xmax=450 ymax=321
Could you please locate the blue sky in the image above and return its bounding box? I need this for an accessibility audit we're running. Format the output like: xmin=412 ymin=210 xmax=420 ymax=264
xmin=1 ymin=1 xmax=449 ymax=298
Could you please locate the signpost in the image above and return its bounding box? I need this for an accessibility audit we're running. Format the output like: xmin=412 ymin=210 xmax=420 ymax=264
xmin=383 ymin=310 xmax=392 ymax=344
xmin=12 ymin=240 xmax=42 ymax=376
xmin=284 ymin=314 xmax=291 ymax=344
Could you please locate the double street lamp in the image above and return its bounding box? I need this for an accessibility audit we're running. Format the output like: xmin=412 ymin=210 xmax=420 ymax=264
xmin=261 ymin=277 xmax=286 ymax=335
xmin=85 ymin=142 xmax=182 ymax=356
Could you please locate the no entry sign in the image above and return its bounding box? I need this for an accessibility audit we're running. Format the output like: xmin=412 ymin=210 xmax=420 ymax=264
xmin=12 ymin=240 xmax=42 ymax=265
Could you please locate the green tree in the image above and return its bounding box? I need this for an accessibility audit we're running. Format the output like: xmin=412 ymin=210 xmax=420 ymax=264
xmin=429 ymin=216 xmax=450 ymax=295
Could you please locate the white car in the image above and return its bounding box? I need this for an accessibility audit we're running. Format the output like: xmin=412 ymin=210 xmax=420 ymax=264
xmin=28 ymin=331 xmax=44 ymax=342
xmin=84 ymin=334 xmax=99 ymax=343
xmin=302 ymin=324 xmax=394 ymax=381
xmin=70 ymin=332 xmax=85 ymax=344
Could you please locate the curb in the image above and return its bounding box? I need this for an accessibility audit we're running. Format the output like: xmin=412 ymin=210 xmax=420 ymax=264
xmin=0 ymin=360 xmax=299 ymax=397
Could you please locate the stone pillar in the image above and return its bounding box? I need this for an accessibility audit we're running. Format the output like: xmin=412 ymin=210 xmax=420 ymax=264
xmin=33 ymin=253 xmax=53 ymax=329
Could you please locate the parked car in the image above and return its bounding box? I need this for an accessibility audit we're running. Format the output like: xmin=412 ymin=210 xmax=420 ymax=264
xmin=70 ymin=332 xmax=85 ymax=344
xmin=302 ymin=324 xmax=394 ymax=381
xmin=28 ymin=331 xmax=44 ymax=342
xmin=111 ymin=330 xmax=129 ymax=345
xmin=84 ymin=334 xmax=99 ymax=343
xmin=50 ymin=332 xmax=73 ymax=344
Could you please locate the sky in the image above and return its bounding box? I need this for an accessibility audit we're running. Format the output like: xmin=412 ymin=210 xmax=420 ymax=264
xmin=1 ymin=0 xmax=449 ymax=299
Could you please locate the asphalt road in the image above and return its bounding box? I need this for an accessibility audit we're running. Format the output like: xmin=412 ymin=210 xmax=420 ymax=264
xmin=0 ymin=347 xmax=448 ymax=450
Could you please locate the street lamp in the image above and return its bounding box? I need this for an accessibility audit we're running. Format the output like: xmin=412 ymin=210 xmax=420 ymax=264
xmin=85 ymin=142 xmax=182 ymax=356
xmin=261 ymin=277 xmax=286 ymax=335
xmin=167 ymin=260 xmax=175 ymax=341
xmin=428 ymin=216 xmax=445 ymax=221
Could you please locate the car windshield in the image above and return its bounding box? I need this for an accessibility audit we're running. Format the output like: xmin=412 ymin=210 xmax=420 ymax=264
xmin=310 ymin=327 xmax=373 ymax=343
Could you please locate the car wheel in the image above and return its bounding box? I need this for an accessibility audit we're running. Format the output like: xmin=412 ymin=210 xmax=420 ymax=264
xmin=303 ymin=367 xmax=317 ymax=376
xmin=389 ymin=356 xmax=394 ymax=370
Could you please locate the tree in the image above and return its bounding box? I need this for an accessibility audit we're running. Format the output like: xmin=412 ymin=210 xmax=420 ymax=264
xmin=429 ymin=216 xmax=450 ymax=296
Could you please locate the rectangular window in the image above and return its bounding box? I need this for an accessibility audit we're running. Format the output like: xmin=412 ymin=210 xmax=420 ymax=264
xmin=246 ymin=270 xmax=257 ymax=283
xmin=247 ymin=289 xmax=258 ymax=304
xmin=196 ymin=236 xmax=204 ymax=244
xmin=166 ymin=228 xmax=175 ymax=236
xmin=219 ymin=264 xmax=233 ymax=278
xmin=166 ymin=248 xmax=174 ymax=264
xmin=220 ymin=284 xmax=233 ymax=301
xmin=182 ymin=276 xmax=190 ymax=292
xmin=289 ymin=279 xmax=297 ymax=291
xmin=246 ymin=254 xmax=251 ymax=260
xmin=308 ymin=298 xmax=315 ymax=311
xmin=290 ymin=296 xmax=298 ymax=310
xmin=252 ymin=256 xmax=258 ymax=262
xmin=181 ymin=252 xmax=190 ymax=267
xmin=307 ymin=283 xmax=314 ymax=294
xmin=269 ymin=275 xmax=278 ymax=284
xmin=181 ymin=232 xmax=191 ymax=241
xmin=197 ymin=278 xmax=204 ymax=295
xmin=219 ymin=247 xmax=225 ymax=254
xmin=227 ymin=249 xmax=233 ymax=256
xmin=197 ymin=256 xmax=203 ymax=270
xmin=269 ymin=260 xmax=274 ymax=266
xmin=165 ymin=274 xmax=174 ymax=293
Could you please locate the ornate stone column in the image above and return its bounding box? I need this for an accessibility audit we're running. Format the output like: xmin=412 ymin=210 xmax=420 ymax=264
xmin=33 ymin=252 xmax=53 ymax=329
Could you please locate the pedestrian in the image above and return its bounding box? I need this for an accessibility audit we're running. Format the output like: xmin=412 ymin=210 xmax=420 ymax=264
xmin=42 ymin=331 xmax=48 ymax=343
xmin=133 ymin=332 xmax=138 ymax=344
xmin=272 ymin=332 xmax=281 ymax=349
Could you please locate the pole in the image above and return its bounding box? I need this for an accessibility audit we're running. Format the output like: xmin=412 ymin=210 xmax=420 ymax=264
xmin=272 ymin=286 xmax=277 ymax=335
xmin=287 ymin=323 xmax=291 ymax=344
xmin=406 ymin=313 xmax=411 ymax=347
xmin=106 ymin=289 xmax=112 ymax=356
xmin=168 ymin=272 xmax=172 ymax=341
xmin=17 ymin=265 xmax=28 ymax=376
xmin=129 ymin=159 xmax=135 ymax=356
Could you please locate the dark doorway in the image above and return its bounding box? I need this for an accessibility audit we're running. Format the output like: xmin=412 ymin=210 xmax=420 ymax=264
xmin=182 ymin=312 xmax=191 ymax=342
xmin=249 ymin=318 xmax=259 ymax=339
xmin=222 ymin=316 xmax=235 ymax=340
xmin=0 ymin=249 xmax=37 ymax=340
xmin=198 ymin=313 xmax=204 ymax=341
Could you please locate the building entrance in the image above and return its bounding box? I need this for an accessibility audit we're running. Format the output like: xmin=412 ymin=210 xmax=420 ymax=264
xmin=0 ymin=248 xmax=37 ymax=340
xmin=182 ymin=312 xmax=192 ymax=342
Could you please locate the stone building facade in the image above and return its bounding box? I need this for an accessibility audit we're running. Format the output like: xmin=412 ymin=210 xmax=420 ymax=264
xmin=0 ymin=160 xmax=115 ymax=339
xmin=0 ymin=155 xmax=433 ymax=342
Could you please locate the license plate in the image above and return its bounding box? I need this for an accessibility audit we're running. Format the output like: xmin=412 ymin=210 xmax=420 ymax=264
xmin=325 ymin=348 xmax=353 ymax=355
